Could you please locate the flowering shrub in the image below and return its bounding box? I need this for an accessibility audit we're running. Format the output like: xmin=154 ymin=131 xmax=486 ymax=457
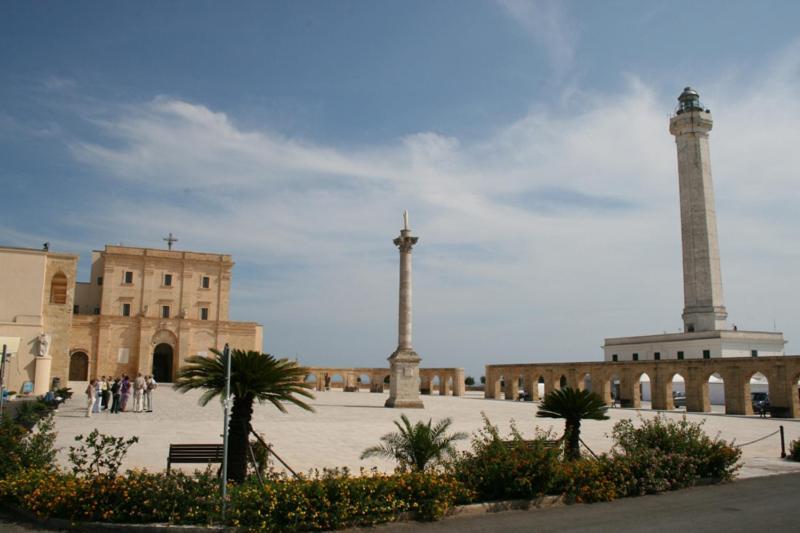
xmin=0 ymin=469 xmax=220 ymax=525
xmin=0 ymin=467 xmax=466 ymax=530
xmin=789 ymin=439 xmax=800 ymax=462
xmin=228 ymin=469 xmax=469 ymax=531
xmin=555 ymin=456 xmax=624 ymax=503
xmin=610 ymin=415 xmax=741 ymax=495
xmin=452 ymin=416 xmax=560 ymax=502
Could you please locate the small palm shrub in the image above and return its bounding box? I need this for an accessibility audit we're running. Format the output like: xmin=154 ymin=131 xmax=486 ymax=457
xmin=175 ymin=348 xmax=315 ymax=483
xmin=361 ymin=415 xmax=467 ymax=472
xmin=537 ymin=387 xmax=609 ymax=460
xmin=452 ymin=415 xmax=560 ymax=502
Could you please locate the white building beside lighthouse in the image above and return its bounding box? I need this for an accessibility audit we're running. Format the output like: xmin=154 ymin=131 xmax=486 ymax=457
xmin=603 ymin=87 xmax=786 ymax=362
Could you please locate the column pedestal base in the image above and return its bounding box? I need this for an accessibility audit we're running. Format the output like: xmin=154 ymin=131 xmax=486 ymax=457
xmin=384 ymin=348 xmax=424 ymax=409
xmin=34 ymin=356 xmax=53 ymax=395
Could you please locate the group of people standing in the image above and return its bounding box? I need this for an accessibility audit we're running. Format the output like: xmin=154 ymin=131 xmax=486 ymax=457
xmin=84 ymin=373 xmax=158 ymax=417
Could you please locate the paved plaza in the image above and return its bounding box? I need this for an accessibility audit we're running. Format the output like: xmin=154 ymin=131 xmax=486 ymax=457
xmin=51 ymin=386 xmax=800 ymax=478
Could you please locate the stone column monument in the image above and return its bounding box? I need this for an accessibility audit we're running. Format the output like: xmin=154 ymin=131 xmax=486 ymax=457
xmin=385 ymin=211 xmax=424 ymax=409
xmin=33 ymin=332 xmax=52 ymax=395
xmin=669 ymin=87 xmax=728 ymax=333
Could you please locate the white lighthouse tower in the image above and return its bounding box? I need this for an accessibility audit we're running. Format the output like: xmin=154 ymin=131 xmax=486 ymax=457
xmin=670 ymin=87 xmax=728 ymax=333
xmin=603 ymin=87 xmax=785 ymax=362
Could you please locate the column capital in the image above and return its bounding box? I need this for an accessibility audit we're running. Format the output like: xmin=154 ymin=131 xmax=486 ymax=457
xmin=393 ymin=230 xmax=418 ymax=252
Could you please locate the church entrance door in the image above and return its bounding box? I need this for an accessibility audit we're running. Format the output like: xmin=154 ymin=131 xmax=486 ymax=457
xmin=152 ymin=343 xmax=174 ymax=383
xmin=69 ymin=351 xmax=89 ymax=381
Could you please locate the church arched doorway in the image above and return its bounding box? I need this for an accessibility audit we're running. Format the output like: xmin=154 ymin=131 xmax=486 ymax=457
xmin=69 ymin=351 xmax=89 ymax=381
xmin=152 ymin=343 xmax=174 ymax=383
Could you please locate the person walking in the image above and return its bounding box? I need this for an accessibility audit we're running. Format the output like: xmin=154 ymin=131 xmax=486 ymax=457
xmin=120 ymin=375 xmax=131 ymax=412
xmin=110 ymin=377 xmax=121 ymax=413
xmin=144 ymin=375 xmax=157 ymax=412
xmin=85 ymin=379 xmax=97 ymax=418
xmin=133 ymin=373 xmax=145 ymax=412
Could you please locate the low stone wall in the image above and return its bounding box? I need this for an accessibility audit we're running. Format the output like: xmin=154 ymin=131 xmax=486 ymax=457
xmin=305 ymin=366 xmax=466 ymax=396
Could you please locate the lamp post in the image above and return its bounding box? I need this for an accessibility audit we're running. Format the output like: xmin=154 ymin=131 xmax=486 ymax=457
xmin=220 ymin=343 xmax=231 ymax=520
xmin=0 ymin=344 xmax=8 ymax=416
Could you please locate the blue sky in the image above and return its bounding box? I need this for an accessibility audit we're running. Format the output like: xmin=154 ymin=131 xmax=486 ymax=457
xmin=2 ymin=1 xmax=799 ymax=377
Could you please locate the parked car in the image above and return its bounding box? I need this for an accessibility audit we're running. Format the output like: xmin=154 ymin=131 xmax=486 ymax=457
xmin=751 ymin=392 xmax=770 ymax=413
xmin=672 ymin=391 xmax=687 ymax=408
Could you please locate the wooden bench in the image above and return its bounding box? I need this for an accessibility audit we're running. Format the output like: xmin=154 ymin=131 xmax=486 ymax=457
xmin=167 ymin=443 xmax=224 ymax=473
xmin=501 ymin=439 xmax=561 ymax=451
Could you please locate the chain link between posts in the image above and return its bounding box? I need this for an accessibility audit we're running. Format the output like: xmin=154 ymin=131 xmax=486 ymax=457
xmin=735 ymin=429 xmax=781 ymax=448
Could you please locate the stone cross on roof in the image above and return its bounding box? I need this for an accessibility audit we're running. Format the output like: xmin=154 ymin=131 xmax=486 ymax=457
xmin=163 ymin=233 xmax=178 ymax=251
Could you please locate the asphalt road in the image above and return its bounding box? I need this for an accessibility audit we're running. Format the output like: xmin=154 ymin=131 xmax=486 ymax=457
xmin=357 ymin=473 xmax=800 ymax=533
xmin=3 ymin=473 xmax=798 ymax=532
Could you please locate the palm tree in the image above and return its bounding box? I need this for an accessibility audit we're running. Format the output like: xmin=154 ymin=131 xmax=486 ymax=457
xmin=175 ymin=348 xmax=314 ymax=483
xmin=536 ymin=387 xmax=609 ymax=460
xmin=360 ymin=415 xmax=467 ymax=472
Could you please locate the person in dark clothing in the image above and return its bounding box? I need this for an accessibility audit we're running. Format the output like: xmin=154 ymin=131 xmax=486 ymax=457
xmin=110 ymin=378 xmax=122 ymax=414
xmin=101 ymin=376 xmax=111 ymax=410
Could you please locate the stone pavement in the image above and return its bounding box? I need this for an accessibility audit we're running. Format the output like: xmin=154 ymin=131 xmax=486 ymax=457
xmin=52 ymin=386 xmax=800 ymax=477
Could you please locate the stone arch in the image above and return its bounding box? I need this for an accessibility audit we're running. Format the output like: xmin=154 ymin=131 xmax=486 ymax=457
xmin=330 ymin=374 xmax=344 ymax=389
xmin=69 ymin=350 xmax=89 ymax=381
xmin=493 ymin=373 xmax=504 ymax=400
xmin=502 ymin=371 xmax=521 ymax=401
xmin=581 ymin=372 xmax=592 ymax=392
xmin=745 ymin=370 xmax=771 ymax=416
xmin=151 ymin=329 xmax=178 ymax=349
xmin=305 ymin=373 xmax=318 ymax=383
xmin=50 ymin=271 xmax=68 ymax=304
xmin=152 ymin=343 xmax=174 ymax=382
xmin=632 ymin=371 xmax=651 ymax=406
xmin=520 ymin=372 xmax=539 ymax=401
xmin=791 ymin=370 xmax=800 ymax=418
xmin=670 ymin=372 xmax=686 ymax=410
xmin=606 ymin=372 xmax=621 ymax=406
xmin=706 ymin=371 xmax=726 ymax=412
xmin=443 ymin=375 xmax=453 ymax=396
xmin=369 ymin=372 xmax=384 ymax=393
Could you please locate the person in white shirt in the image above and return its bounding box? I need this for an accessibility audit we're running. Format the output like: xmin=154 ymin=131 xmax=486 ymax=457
xmin=144 ymin=375 xmax=157 ymax=412
xmin=132 ymin=373 xmax=146 ymax=412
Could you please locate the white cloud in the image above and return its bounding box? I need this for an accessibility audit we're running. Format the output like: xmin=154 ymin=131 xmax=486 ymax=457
xmin=61 ymin=47 xmax=800 ymax=376
xmin=43 ymin=75 xmax=77 ymax=91
xmin=495 ymin=0 xmax=577 ymax=80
